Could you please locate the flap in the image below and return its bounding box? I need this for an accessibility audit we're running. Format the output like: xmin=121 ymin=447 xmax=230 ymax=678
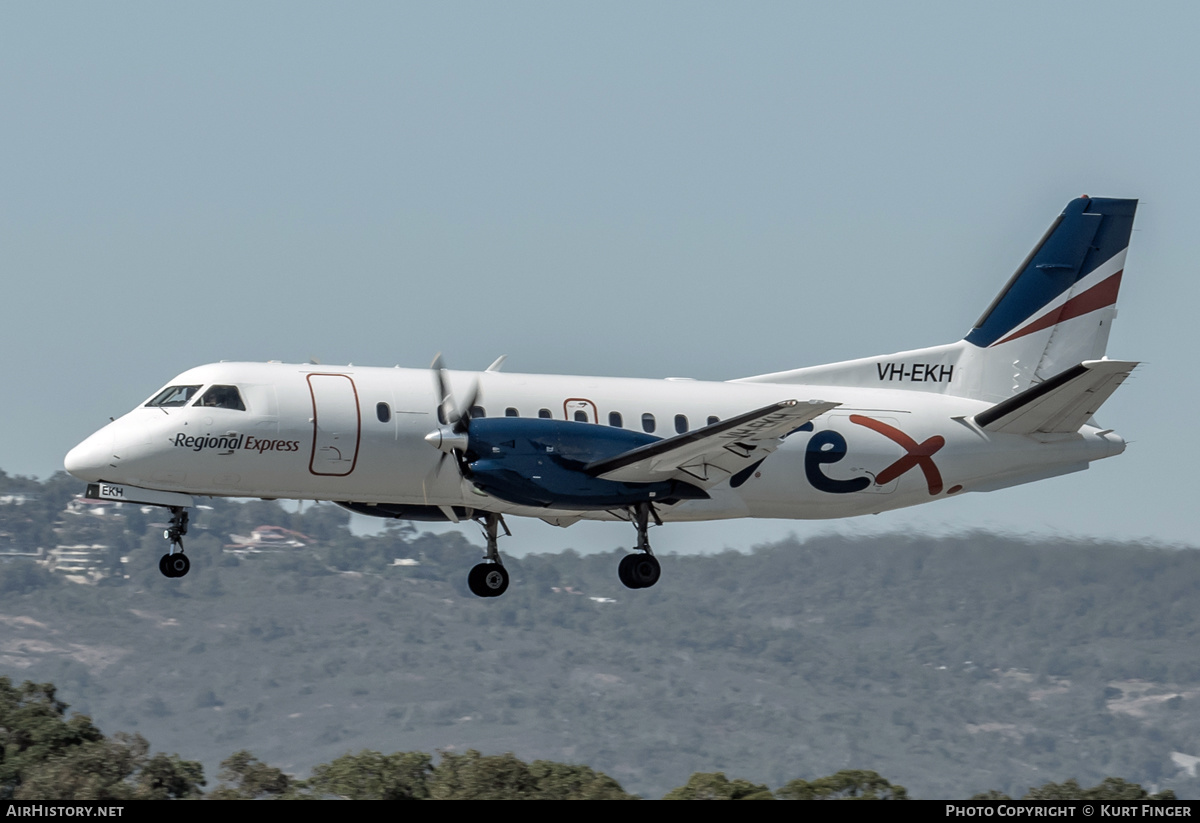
xmin=588 ymin=399 xmax=839 ymax=486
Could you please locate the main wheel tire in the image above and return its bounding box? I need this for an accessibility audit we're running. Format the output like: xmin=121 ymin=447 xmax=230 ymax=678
xmin=467 ymin=564 xmax=488 ymax=596
xmin=630 ymin=554 xmax=660 ymax=589
xmin=163 ymin=553 xmax=190 ymax=578
xmin=468 ymin=563 xmax=509 ymax=597
xmin=618 ymin=554 xmax=642 ymax=589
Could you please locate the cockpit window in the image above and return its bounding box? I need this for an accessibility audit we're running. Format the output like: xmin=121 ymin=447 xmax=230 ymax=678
xmin=196 ymin=385 xmax=247 ymax=411
xmin=146 ymin=385 xmax=202 ymax=408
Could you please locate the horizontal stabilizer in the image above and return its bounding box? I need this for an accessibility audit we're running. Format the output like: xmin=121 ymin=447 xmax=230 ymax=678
xmin=973 ymin=360 xmax=1137 ymax=434
xmin=588 ymin=399 xmax=839 ymax=486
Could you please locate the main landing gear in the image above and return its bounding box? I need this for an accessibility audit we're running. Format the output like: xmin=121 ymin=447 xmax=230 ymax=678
xmin=467 ymin=512 xmax=510 ymax=598
xmin=462 ymin=504 xmax=663 ymax=597
xmin=618 ymin=502 xmax=661 ymax=590
xmin=159 ymin=506 xmax=191 ymax=578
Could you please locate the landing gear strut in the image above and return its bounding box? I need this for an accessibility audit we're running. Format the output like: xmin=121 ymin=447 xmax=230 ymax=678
xmin=467 ymin=512 xmax=510 ymax=597
xmin=159 ymin=506 xmax=191 ymax=578
xmin=618 ymin=502 xmax=661 ymax=589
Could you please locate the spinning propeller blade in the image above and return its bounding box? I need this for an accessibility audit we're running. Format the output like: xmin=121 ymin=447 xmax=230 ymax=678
xmin=426 ymin=354 xmax=481 ymax=481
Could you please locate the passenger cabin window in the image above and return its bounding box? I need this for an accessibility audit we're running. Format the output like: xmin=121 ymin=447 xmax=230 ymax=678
xmin=146 ymin=385 xmax=201 ymax=408
xmin=469 ymin=405 xmax=486 ymax=419
xmin=642 ymin=413 xmax=656 ymax=433
xmin=675 ymin=414 xmax=688 ymax=434
xmin=538 ymin=408 xmax=552 ymax=419
xmin=609 ymin=411 xmax=623 ymax=428
xmin=196 ymin=385 xmax=246 ymax=411
xmin=376 ymin=402 xmax=392 ymax=423
xmin=574 ymin=410 xmax=588 ymax=423
xmin=505 ymin=407 xmax=519 ymax=417
xmin=707 ymin=416 xmax=719 ymax=426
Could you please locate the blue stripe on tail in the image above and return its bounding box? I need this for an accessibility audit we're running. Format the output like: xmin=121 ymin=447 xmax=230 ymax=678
xmin=965 ymin=197 xmax=1137 ymax=348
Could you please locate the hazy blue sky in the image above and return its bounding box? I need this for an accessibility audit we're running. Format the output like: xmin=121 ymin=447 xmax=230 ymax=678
xmin=3 ymin=3 xmax=1197 ymax=552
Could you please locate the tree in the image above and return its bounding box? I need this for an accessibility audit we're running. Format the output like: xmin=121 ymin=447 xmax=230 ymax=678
xmin=1022 ymin=778 xmax=1175 ymax=801
xmin=0 ymin=561 xmax=56 ymax=596
xmin=0 ymin=677 xmax=202 ymax=800
xmin=304 ymin=750 xmax=432 ymax=800
xmin=527 ymin=760 xmax=634 ymax=800
xmin=427 ymin=750 xmax=540 ymax=800
xmin=14 ymin=734 xmax=203 ymax=800
xmin=0 ymin=678 xmax=105 ymax=798
xmin=209 ymin=750 xmax=291 ymax=799
xmin=133 ymin=751 xmax=207 ymax=800
xmin=299 ymin=750 xmax=632 ymax=800
xmin=776 ymin=770 xmax=908 ymax=800
xmin=663 ymin=772 xmax=774 ymax=800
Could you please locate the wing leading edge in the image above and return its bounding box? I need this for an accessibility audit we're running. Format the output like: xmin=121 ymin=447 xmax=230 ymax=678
xmin=587 ymin=399 xmax=839 ymax=487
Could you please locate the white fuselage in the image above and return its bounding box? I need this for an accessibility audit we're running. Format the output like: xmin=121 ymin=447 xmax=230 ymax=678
xmin=64 ymin=361 xmax=1125 ymax=525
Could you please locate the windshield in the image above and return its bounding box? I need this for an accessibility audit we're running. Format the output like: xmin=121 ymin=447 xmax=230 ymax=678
xmin=145 ymin=385 xmax=202 ymax=408
xmin=196 ymin=385 xmax=246 ymax=411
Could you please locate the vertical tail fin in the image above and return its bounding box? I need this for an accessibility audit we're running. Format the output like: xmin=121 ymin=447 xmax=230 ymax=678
xmin=960 ymin=196 xmax=1137 ymax=399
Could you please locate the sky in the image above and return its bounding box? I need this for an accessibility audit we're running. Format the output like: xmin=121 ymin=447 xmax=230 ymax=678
xmin=2 ymin=2 xmax=1197 ymax=552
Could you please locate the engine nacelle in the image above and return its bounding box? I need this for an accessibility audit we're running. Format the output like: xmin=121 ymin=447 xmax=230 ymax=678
xmin=462 ymin=418 xmax=707 ymax=510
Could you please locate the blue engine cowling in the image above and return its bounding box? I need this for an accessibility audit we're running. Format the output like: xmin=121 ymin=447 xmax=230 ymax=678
xmin=462 ymin=418 xmax=707 ymax=510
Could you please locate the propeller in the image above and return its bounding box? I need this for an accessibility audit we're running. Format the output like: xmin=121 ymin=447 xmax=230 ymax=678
xmin=423 ymin=354 xmax=482 ymax=500
xmin=430 ymin=353 xmax=480 ymax=437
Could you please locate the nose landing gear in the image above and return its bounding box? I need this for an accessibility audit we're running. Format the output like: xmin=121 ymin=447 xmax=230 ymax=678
xmin=159 ymin=506 xmax=190 ymax=578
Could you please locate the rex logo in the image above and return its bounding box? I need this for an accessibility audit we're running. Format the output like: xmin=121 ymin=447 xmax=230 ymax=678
xmin=804 ymin=416 xmax=955 ymax=496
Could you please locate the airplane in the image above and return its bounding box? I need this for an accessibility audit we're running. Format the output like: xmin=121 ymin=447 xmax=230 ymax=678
xmin=65 ymin=196 xmax=1139 ymax=597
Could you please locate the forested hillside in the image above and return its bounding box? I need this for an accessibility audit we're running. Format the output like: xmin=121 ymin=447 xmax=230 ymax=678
xmin=0 ymin=471 xmax=1197 ymax=798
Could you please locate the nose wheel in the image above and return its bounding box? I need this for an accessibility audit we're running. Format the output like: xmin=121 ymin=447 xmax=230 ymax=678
xmin=159 ymin=552 xmax=191 ymax=578
xmin=159 ymin=506 xmax=191 ymax=578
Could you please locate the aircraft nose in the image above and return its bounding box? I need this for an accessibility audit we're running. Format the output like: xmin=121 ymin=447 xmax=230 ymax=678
xmin=64 ymin=429 xmax=116 ymax=482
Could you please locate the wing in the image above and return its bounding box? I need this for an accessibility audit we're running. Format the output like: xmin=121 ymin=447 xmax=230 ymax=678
xmin=973 ymin=359 xmax=1138 ymax=434
xmin=586 ymin=399 xmax=839 ymax=487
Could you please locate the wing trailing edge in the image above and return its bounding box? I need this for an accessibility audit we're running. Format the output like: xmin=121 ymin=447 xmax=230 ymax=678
xmin=973 ymin=359 xmax=1138 ymax=435
xmin=588 ymin=399 xmax=839 ymax=486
